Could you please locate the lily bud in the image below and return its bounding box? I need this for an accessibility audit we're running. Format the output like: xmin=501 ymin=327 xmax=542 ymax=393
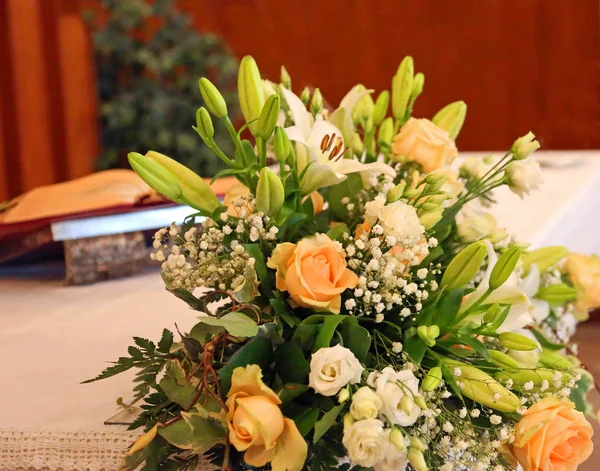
xmin=444 ymin=359 xmax=520 ymax=412
xmin=432 ymin=101 xmax=467 ymax=140
xmin=539 ymin=350 xmax=572 ymax=370
xmin=392 ymin=56 xmax=414 ymax=121
xmin=273 ymin=126 xmax=291 ymax=162
xmin=409 ymin=437 xmax=426 ymax=452
xmin=412 ymin=72 xmax=425 ymax=100
xmin=310 ymin=88 xmax=323 ymax=115
xmin=128 ymin=152 xmax=182 ymax=203
xmin=338 ymin=387 xmax=350 ymax=403
xmin=386 ymin=182 xmax=406 ymax=203
xmin=255 ymin=168 xmax=284 ymax=217
xmin=408 ymin=449 xmax=428 ymax=471
xmin=351 ymin=133 xmax=364 ymax=155
xmin=489 ymin=246 xmax=521 ymax=290
xmin=300 ymin=87 xmax=311 ymax=105
xmin=389 ymin=429 xmax=406 ymax=452
xmin=257 ymin=94 xmax=280 ymax=141
xmin=378 ymin=117 xmax=394 ymax=144
xmin=400 ymin=394 xmax=414 ymax=415
xmin=417 ymin=326 xmax=434 ymax=347
xmin=280 ymin=65 xmax=291 ymax=89
xmin=496 ymin=368 xmax=571 ymax=389
xmin=414 ymin=396 xmax=427 ymax=410
xmin=194 ymin=107 xmax=214 ymax=143
xmin=419 ymin=208 xmax=444 ymax=230
xmin=522 ymin=246 xmax=568 ymax=274
xmin=536 ymin=283 xmax=578 ymax=305
xmin=373 ymin=90 xmax=389 ymax=125
xmin=498 ymin=332 xmax=538 ymax=351
xmin=512 ymin=131 xmax=540 ymax=160
xmin=488 ymin=350 xmax=520 ymax=370
xmin=238 ymin=55 xmax=265 ymax=136
xmin=146 ymin=151 xmax=221 ymax=212
xmin=422 ymin=366 xmax=443 ymax=392
xmin=198 ymin=78 xmax=228 ymax=118
xmin=440 ymin=241 xmax=487 ymax=290
xmin=483 ymin=304 xmax=504 ymax=324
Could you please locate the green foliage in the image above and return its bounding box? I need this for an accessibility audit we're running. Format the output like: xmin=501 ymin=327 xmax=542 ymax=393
xmin=84 ymin=0 xmax=239 ymax=175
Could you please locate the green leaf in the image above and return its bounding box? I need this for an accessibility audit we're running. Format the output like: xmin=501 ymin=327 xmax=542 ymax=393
xmin=434 ymin=288 xmax=463 ymax=330
xmin=313 ymin=404 xmax=345 ymax=443
xmin=270 ymin=295 xmax=301 ymax=327
xmin=292 ymin=324 xmax=321 ymax=352
xmin=440 ymin=361 xmax=463 ymax=400
xmin=157 ymin=329 xmax=174 ymax=354
xmin=454 ymin=334 xmax=490 ymax=361
xmin=198 ymin=312 xmax=258 ymax=338
xmin=279 ymin=383 xmax=310 ymax=403
xmin=275 ymin=342 xmax=310 ymax=384
xmin=161 ymin=274 xmax=204 ymax=311
xmin=313 ymin=315 xmax=346 ymax=352
xmin=571 ymin=371 xmax=595 ymax=417
xmin=219 ymin=335 xmax=273 ymax=394
xmin=158 ymin=405 xmax=226 ymax=455
xmin=159 ymin=360 xmax=198 ymax=409
xmin=134 ymin=337 xmax=156 ymax=353
xmin=403 ymin=336 xmax=428 ymax=364
xmin=293 ymin=407 xmax=320 ymax=437
xmin=189 ymin=322 xmax=224 ymax=345
xmin=244 ymin=244 xmax=274 ymax=296
xmin=530 ymin=327 xmax=567 ymax=352
xmin=340 ymin=318 xmax=371 ymax=362
xmin=326 ymin=223 xmax=350 ymax=242
xmin=327 ymin=174 xmax=361 ymax=220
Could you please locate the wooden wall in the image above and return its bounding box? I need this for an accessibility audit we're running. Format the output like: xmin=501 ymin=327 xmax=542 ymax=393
xmin=1 ymin=0 xmax=599 ymax=200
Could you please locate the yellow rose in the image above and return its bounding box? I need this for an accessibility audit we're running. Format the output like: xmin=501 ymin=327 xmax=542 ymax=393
xmin=391 ymin=118 xmax=458 ymax=173
xmin=564 ymin=253 xmax=600 ymax=320
xmin=513 ymin=397 xmax=593 ymax=471
xmin=267 ymin=234 xmax=359 ymax=313
xmin=224 ymin=183 xmax=253 ymax=217
xmin=226 ymin=365 xmax=307 ymax=471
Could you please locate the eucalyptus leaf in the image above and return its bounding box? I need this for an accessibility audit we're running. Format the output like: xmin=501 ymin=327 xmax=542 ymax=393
xmin=198 ymin=312 xmax=258 ymax=338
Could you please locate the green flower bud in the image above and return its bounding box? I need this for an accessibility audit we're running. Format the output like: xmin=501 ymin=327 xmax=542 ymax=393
xmin=300 ymin=87 xmax=311 ymax=105
xmin=496 ymin=368 xmax=572 ymax=389
xmin=409 ymin=437 xmax=426 ymax=452
xmin=412 ymin=72 xmax=425 ymax=100
xmin=440 ymin=241 xmax=487 ymax=290
xmin=338 ymin=387 xmax=350 ymax=403
xmin=420 ymin=202 xmax=440 ymax=212
xmin=352 ymin=87 xmax=374 ymax=123
xmin=128 ymin=152 xmax=182 ymax=203
xmin=198 ymin=78 xmax=228 ymax=118
xmin=425 ymin=194 xmax=449 ymax=205
xmin=194 ymin=107 xmax=214 ymax=143
xmin=432 ymin=101 xmax=467 ymax=140
xmin=389 ymin=429 xmax=406 ymax=452
xmin=343 ymin=413 xmax=355 ymax=429
xmin=378 ymin=117 xmax=394 ymax=144
xmin=489 ymin=246 xmax=521 ymax=290
xmin=280 ymin=65 xmax=291 ymax=89
xmin=392 ymin=56 xmax=414 ymax=121
xmin=488 ymin=350 xmax=520 ymax=370
xmin=487 ymin=230 xmax=510 ymax=244
xmin=257 ymin=94 xmax=280 ymax=141
xmin=386 ymin=182 xmax=406 ymax=203
xmin=422 ymin=367 xmax=443 ymax=392
xmin=512 ymin=131 xmax=540 ymax=160
xmin=310 ymin=88 xmax=323 ymax=115
xmin=273 ymin=126 xmax=291 ymax=162
xmin=539 ymin=350 xmax=572 ymax=370
xmin=419 ymin=207 xmax=444 ymax=230
xmin=444 ymin=359 xmax=520 ymax=412
xmin=351 ymin=133 xmax=364 ymax=155
xmin=417 ymin=325 xmax=435 ymax=347
xmin=522 ymin=246 xmax=568 ymax=274
xmin=536 ymin=283 xmax=578 ymax=305
xmin=408 ymin=449 xmax=428 ymax=471
xmin=146 ymin=151 xmax=221 ymax=212
xmin=255 ymin=167 xmax=284 ymax=217
xmin=238 ymin=55 xmax=265 ymax=136
xmin=373 ymin=90 xmax=389 ymax=125
xmin=428 ymin=325 xmax=440 ymax=339
xmin=482 ymin=304 xmax=504 ymax=324
xmin=424 ymin=172 xmax=447 ymax=185
xmin=403 ymin=188 xmax=422 ymax=200
xmin=414 ymin=396 xmax=427 ymax=410
xmin=498 ymin=332 xmax=538 ymax=351
xmin=400 ymin=394 xmax=414 ymax=415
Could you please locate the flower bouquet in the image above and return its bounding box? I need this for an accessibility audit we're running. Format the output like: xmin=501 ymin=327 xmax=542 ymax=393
xmin=87 ymin=56 xmax=600 ymax=471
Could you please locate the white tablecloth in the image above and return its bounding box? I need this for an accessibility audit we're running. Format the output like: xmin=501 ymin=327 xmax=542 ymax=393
xmin=1 ymin=151 xmax=600 ymax=470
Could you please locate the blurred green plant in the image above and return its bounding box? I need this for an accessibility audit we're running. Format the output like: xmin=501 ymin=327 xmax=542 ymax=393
xmin=83 ymin=0 xmax=239 ymax=176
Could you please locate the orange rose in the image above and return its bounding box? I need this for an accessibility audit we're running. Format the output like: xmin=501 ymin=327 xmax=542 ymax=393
xmin=226 ymin=365 xmax=307 ymax=471
xmin=392 ymin=118 xmax=458 ymax=173
xmin=267 ymin=234 xmax=358 ymax=313
xmin=513 ymin=397 xmax=593 ymax=471
xmin=565 ymin=253 xmax=600 ymax=320
xmin=302 ymin=191 xmax=325 ymax=215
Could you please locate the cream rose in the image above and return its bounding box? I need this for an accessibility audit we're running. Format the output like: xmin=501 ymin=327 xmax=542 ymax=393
xmin=226 ymin=365 xmax=307 ymax=471
xmin=392 ymin=117 xmax=458 ymax=173
xmin=267 ymin=234 xmax=358 ymax=313
xmin=350 ymin=387 xmax=382 ymax=420
xmin=460 ymin=155 xmax=491 ymax=180
xmin=364 ymin=196 xmax=424 ymax=244
xmin=565 ymin=253 xmax=600 ymax=320
xmin=342 ymin=419 xmax=388 ymax=468
xmin=309 ymin=345 xmax=364 ymax=396
xmin=455 ymin=200 xmax=499 ymax=242
xmin=505 ymin=158 xmax=543 ymax=198
xmin=373 ymin=436 xmax=409 ymax=471
xmin=371 ymin=368 xmax=422 ymax=426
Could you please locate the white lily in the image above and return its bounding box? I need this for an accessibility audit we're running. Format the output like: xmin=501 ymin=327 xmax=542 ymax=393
xmin=460 ymin=240 xmax=532 ymax=332
xmin=519 ymin=263 xmax=551 ymax=323
xmin=281 ymin=88 xmax=395 ymax=194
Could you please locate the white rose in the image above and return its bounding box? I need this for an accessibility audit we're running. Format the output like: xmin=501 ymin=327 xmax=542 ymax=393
xmin=460 ymin=156 xmax=491 ymax=180
xmin=350 ymin=387 xmax=382 ymax=420
xmin=391 ymin=118 xmax=458 ymax=173
xmin=373 ymin=436 xmax=409 ymax=471
xmin=505 ymin=158 xmax=543 ymax=198
xmin=365 ymin=197 xmax=424 ymax=244
xmin=456 ymin=200 xmax=499 ymax=242
xmin=309 ymin=345 xmax=363 ymax=396
xmin=342 ymin=419 xmax=387 ymax=468
xmin=374 ymin=369 xmax=422 ymax=426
